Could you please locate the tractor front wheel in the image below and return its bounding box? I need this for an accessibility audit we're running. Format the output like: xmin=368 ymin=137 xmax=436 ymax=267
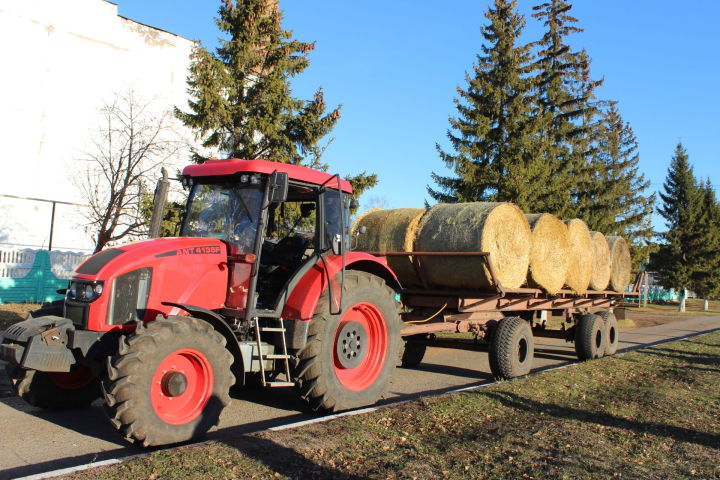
xmin=6 ymin=363 xmax=100 ymax=409
xmin=295 ymin=271 xmax=401 ymax=412
xmin=102 ymin=316 xmax=234 ymax=446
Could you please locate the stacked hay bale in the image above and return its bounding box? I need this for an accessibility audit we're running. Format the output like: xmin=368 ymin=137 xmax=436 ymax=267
xmin=525 ymin=214 xmax=570 ymax=294
xmin=352 ymin=208 xmax=426 ymax=286
xmin=607 ymin=236 xmax=632 ymax=291
xmin=589 ymin=231 xmax=612 ymax=291
xmin=414 ymin=203 xmax=531 ymax=289
xmin=563 ymin=219 xmax=593 ymax=294
xmin=353 ymin=203 xmax=633 ymax=294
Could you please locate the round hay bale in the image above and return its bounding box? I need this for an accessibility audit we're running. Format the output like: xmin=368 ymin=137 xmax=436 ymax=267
xmin=351 ymin=208 xmax=384 ymax=251
xmin=563 ymin=219 xmax=593 ymax=294
xmin=607 ymin=235 xmax=632 ymax=292
xmin=352 ymin=208 xmax=426 ymax=286
xmin=415 ymin=202 xmax=531 ymax=289
xmin=589 ymin=231 xmax=611 ymax=291
xmin=525 ymin=213 xmax=570 ymax=294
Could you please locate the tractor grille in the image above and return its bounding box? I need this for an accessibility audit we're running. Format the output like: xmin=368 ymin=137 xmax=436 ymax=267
xmin=64 ymin=300 xmax=89 ymax=328
xmin=107 ymin=268 xmax=153 ymax=325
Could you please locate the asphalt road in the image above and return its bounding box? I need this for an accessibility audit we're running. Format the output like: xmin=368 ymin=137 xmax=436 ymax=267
xmin=1 ymin=315 xmax=719 ymax=480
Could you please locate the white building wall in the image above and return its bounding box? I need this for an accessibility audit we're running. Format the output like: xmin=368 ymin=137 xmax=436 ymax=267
xmin=0 ymin=0 xmax=197 ymax=252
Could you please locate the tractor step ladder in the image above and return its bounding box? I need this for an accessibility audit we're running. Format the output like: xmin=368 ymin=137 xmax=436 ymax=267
xmin=254 ymin=317 xmax=294 ymax=387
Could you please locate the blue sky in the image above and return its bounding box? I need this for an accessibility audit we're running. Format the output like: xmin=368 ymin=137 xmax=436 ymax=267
xmin=117 ymin=0 xmax=719 ymax=227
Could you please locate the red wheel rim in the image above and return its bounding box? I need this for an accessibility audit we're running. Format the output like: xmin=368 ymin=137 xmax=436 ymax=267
xmin=333 ymin=302 xmax=388 ymax=391
xmin=150 ymin=348 xmax=214 ymax=425
xmin=48 ymin=366 xmax=95 ymax=390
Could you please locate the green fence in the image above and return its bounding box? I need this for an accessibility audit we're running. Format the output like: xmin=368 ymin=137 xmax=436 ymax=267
xmin=0 ymin=251 xmax=69 ymax=304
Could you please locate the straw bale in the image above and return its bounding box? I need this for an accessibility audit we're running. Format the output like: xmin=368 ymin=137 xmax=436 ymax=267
xmin=589 ymin=231 xmax=611 ymax=291
xmin=525 ymin=213 xmax=570 ymax=294
xmin=563 ymin=219 xmax=593 ymax=294
xmin=352 ymin=208 xmax=426 ymax=286
xmin=415 ymin=202 xmax=531 ymax=289
xmin=351 ymin=208 xmax=384 ymax=251
xmin=607 ymin=235 xmax=632 ymax=292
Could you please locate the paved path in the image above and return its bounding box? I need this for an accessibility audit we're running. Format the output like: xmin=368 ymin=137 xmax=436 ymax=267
xmin=1 ymin=315 xmax=718 ymax=480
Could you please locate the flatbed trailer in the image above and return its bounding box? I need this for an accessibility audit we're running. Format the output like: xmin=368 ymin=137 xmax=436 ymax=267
xmin=370 ymin=252 xmax=644 ymax=378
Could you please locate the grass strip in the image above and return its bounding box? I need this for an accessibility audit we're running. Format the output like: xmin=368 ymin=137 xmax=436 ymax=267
xmin=62 ymin=330 xmax=720 ymax=480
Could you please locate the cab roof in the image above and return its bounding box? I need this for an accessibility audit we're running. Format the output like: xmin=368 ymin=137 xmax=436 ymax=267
xmin=182 ymin=159 xmax=353 ymax=193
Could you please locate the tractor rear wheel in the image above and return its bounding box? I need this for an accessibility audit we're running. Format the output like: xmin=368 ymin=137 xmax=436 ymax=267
xmin=6 ymin=363 xmax=100 ymax=409
xmin=295 ymin=271 xmax=401 ymax=412
xmin=102 ymin=316 xmax=234 ymax=446
xmin=599 ymin=310 xmax=619 ymax=356
xmin=574 ymin=314 xmax=606 ymax=360
xmin=489 ymin=316 xmax=534 ymax=379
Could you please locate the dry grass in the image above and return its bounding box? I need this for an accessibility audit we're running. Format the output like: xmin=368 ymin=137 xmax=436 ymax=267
xmin=416 ymin=202 xmax=531 ymax=289
xmin=564 ymin=219 xmax=592 ymax=294
xmin=0 ymin=303 xmax=39 ymax=331
xmin=64 ymin=330 xmax=720 ymax=480
xmin=353 ymin=208 xmax=426 ymax=287
xmin=607 ymin=236 xmax=632 ymax=292
xmin=526 ymin=213 xmax=570 ymax=294
xmin=589 ymin=231 xmax=611 ymax=291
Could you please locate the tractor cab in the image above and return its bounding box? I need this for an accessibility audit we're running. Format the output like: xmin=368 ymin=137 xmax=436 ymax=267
xmin=180 ymin=159 xmax=353 ymax=320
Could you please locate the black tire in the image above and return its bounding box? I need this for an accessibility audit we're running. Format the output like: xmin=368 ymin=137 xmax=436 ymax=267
xmin=25 ymin=300 xmax=64 ymax=319
xmin=599 ymin=310 xmax=619 ymax=356
xmin=400 ymin=336 xmax=427 ymax=368
xmin=489 ymin=316 xmax=534 ymax=379
xmin=574 ymin=314 xmax=606 ymax=360
xmin=294 ymin=271 xmax=401 ymax=412
xmin=102 ymin=316 xmax=234 ymax=447
xmin=5 ymin=363 xmax=101 ymax=409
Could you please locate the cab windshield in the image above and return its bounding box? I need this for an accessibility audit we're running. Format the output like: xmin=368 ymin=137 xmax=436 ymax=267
xmin=182 ymin=183 xmax=263 ymax=253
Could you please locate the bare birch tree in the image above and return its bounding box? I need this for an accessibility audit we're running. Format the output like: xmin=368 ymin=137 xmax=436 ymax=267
xmin=75 ymin=91 xmax=186 ymax=253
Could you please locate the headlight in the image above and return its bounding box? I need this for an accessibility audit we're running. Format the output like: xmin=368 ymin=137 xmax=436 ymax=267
xmin=66 ymin=281 xmax=104 ymax=302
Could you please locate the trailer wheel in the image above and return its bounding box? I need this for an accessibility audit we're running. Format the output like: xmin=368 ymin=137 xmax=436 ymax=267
xmin=489 ymin=316 xmax=534 ymax=379
xmin=102 ymin=316 xmax=234 ymax=446
xmin=574 ymin=314 xmax=606 ymax=360
xmin=5 ymin=363 xmax=100 ymax=409
xmin=295 ymin=271 xmax=401 ymax=412
xmin=400 ymin=335 xmax=427 ymax=368
xmin=599 ymin=311 xmax=619 ymax=356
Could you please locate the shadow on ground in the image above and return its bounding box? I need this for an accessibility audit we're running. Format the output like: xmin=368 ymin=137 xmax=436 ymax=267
xmin=474 ymin=389 xmax=720 ymax=450
xmin=217 ymin=435 xmax=371 ymax=480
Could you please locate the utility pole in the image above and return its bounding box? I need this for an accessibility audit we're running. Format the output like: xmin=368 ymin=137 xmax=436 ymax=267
xmin=149 ymin=168 xmax=170 ymax=239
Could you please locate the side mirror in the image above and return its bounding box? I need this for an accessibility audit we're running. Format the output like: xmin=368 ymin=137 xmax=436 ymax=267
xmin=268 ymin=171 xmax=289 ymax=203
xmin=349 ymin=198 xmax=360 ymax=210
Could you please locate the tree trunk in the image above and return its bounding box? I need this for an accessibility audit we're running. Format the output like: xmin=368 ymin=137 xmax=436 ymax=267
xmin=703 ymin=299 xmax=709 ymax=311
xmin=679 ymin=289 xmax=686 ymax=312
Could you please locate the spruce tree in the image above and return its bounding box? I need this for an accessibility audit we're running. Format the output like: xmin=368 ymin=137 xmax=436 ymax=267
xmin=177 ymin=0 xmax=376 ymax=199
xmin=691 ymin=179 xmax=720 ymax=300
xmin=653 ymin=143 xmax=703 ymax=303
xmin=531 ymin=1 xmax=603 ymax=218
xmin=429 ymin=0 xmax=546 ymax=211
xmin=579 ymin=104 xmax=654 ymax=266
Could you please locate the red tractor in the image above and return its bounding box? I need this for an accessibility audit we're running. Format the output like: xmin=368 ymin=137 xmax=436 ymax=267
xmin=1 ymin=159 xmax=402 ymax=446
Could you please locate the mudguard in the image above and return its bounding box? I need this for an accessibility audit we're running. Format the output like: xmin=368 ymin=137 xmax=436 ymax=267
xmin=281 ymin=252 xmax=399 ymax=323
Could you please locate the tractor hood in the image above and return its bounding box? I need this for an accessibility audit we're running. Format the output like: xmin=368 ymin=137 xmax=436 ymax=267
xmin=69 ymin=238 xmax=229 ymax=332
